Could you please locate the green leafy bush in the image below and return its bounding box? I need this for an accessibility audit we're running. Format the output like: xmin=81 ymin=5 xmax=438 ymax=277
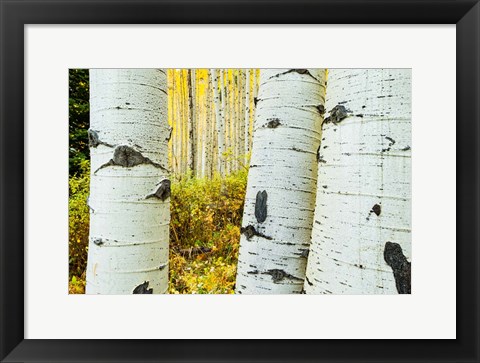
xmin=68 ymin=160 xmax=90 ymax=288
xmin=169 ymin=171 xmax=247 ymax=294
xmin=170 ymin=170 xmax=246 ymax=249
xmin=69 ymin=69 xmax=90 ymax=177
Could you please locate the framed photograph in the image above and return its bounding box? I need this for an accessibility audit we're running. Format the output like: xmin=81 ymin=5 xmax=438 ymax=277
xmin=1 ymin=0 xmax=478 ymax=362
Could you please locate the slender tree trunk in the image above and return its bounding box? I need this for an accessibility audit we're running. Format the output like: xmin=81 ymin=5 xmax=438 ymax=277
xmin=173 ymin=71 xmax=181 ymax=175
xmin=207 ymin=73 xmax=216 ymax=178
xmin=167 ymin=70 xmax=175 ymax=174
xmin=181 ymin=70 xmax=188 ymax=175
xmin=187 ymin=69 xmax=196 ymax=174
xmin=197 ymin=71 xmax=205 ymax=177
xmin=211 ymin=69 xmax=225 ymax=175
xmin=194 ymin=70 xmax=201 ymax=177
xmin=237 ymin=70 xmax=246 ymax=170
xmin=234 ymin=70 xmax=240 ymax=171
xmin=244 ymin=69 xmax=251 ymax=164
xmin=223 ymin=70 xmax=229 ymax=175
xmin=304 ymin=69 xmax=412 ymax=294
xmin=235 ymin=69 xmax=326 ymax=294
xmin=86 ymin=69 xmax=170 ymax=294
xmin=202 ymin=71 xmax=211 ymax=178
xmin=225 ymin=70 xmax=232 ymax=175
xmin=249 ymin=69 xmax=260 ymax=155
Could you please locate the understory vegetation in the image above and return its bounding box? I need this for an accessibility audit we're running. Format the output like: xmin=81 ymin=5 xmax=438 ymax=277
xmin=68 ymin=163 xmax=247 ymax=294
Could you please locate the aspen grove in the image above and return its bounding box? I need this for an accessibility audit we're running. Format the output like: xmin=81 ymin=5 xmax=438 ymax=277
xmin=69 ymin=68 xmax=411 ymax=295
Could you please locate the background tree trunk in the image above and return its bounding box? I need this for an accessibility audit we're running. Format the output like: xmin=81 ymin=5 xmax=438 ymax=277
xmin=86 ymin=69 xmax=170 ymax=294
xmin=235 ymin=68 xmax=326 ymax=294
xmin=187 ymin=69 xmax=196 ymax=174
xmin=304 ymin=69 xmax=412 ymax=294
xmin=211 ymin=69 xmax=225 ymax=175
xmin=244 ymin=69 xmax=251 ymax=164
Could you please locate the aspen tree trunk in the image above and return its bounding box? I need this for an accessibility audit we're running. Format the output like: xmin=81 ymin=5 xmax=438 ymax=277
xmin=225 ymin=70 xmax=232 ymax=175
xmin=187 ymin=69 xmax=195 ymax=174
xmin=173 ymin=71 xmax=181 ymax=175
xmin=174 ymin=71 xmax=182 ymax=176
xmin=167 ymin=70 xmax=175 ymax=173
xmin=237 ymin=70 xmax=246 ymax=170
xmin=235 ymin=69 xmax=326 ymax=294
xmin=86 ymin=69 xmax=170 ymax=294
xmin=211 ymin=69 xmax=225 ymax=175
xmin=196 ymin=71 xmax=204 ymax=177
xmin=304 ymin=69 xmax=412 ymax=294
xmin=181 ymin=71 xmax=188 ymax=175
xmin=234 ymin=70 xmax=240 ymax=171
xmin=209 ymin=82 xmax=216 ymax=178
xmin=198 ymin=72 xmax=205 ymax=178
xmin=232 ymin=70 xmax=238 ymax=171
xmin=202 ymin=71 xmax=211 ymax=178
xmin=244 ymin=69 xmax=251 ymax=164
xmin=248 ymin=69 xmax=260 ymax=154
xmin=207 ymin=74 xmax=216 ymax=178
xmin=228 ymin=69 xmax=237 ymax=174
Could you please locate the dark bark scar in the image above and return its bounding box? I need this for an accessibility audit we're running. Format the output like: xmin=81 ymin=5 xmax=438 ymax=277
xmin=94 ymin=145 xmax=169 ymax=173
xmin=384 ymin=242 xmax=411 ymax=294
xmin=324 ymin=105 xmax=349 ymax=124
xmin=255 ymin=190 xmax=268 ymax=223
xmin=146 ymin=179 xmax=171 ymax=201
xmin=133 ymin=281 xmax=153 ymax=294
xmin=88 ymin=129 xmax=114 ymax=148
xmin=241 ymin=225 xmax=272 ymax=240
xmin=316 ymin=104 xmax=325 ymax=116
xmin=263 ymin=269 xmax=303 ymax=283
xmin=372 ymin=204 xmax=381 ymax=216
xmin=272 ymin=69 xmax=321 ymax=83
xmin=265 ymin=118 xmax=281 ymax=128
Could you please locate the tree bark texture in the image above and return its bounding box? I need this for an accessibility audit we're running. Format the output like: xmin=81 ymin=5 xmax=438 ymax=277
xmin=304 ymin=69 xmax=412 ymax=294
xmin=235 ymin=68 xmax=326 ymax=294
xmin=86 ymin=69 xmax=170 ymax=294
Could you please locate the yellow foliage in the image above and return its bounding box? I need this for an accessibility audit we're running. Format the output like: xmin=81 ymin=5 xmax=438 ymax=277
xmin=68 ymin=274 xmax=86 ymax=294
xmin=168 ymin=170 xmax=247 ymax=294
xmin=68 ymin=160 xmax=90 ymax=280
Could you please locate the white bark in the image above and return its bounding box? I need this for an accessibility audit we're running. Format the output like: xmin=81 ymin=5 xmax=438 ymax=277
xmin=244 ymin=69 xmax=251 ymax=164
xmin=235 ymin=69 xmax=326 ymax=294
xmin=237 ymin=70 xmax=246 ymax=169
xmin=205 ymin=72 xmax=214 ymax=178
xmin=187 ymin=69 xmax=195 ymax=173
xmin=199 ymin=72 xmax=205 ymax=178
xmin=304 ymin=69 xmax=412 ymax=294
xmin=172 ymin=72 xmax=181 ymax=175
xmin=86 ymin=69 xmax=170 ymax=294
xmin=226 ymin=71 xmax=233 ymax=175
xmin=211 ymin=69 xmax=225 ymax=175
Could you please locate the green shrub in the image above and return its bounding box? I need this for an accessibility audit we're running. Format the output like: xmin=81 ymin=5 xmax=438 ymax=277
xmin=68 ymin=160 xmax=90 ymax=284
xmin=168 ymin=170 xmax=247 ymax=294
xmin=170 ymin=170 xmax=246 ymax=250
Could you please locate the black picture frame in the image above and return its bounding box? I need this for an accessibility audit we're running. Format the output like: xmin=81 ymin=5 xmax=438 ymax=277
xmin=1 ymin=1 xmax=478 ymax=362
